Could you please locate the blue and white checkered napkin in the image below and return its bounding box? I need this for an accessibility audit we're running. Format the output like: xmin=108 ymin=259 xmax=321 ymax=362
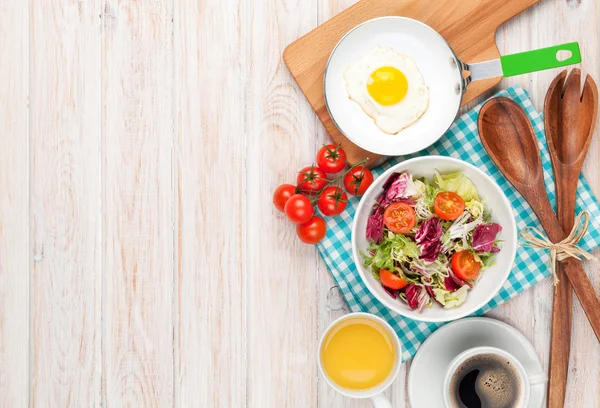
xmin=316 ymin=85 xmax=600 ymax=362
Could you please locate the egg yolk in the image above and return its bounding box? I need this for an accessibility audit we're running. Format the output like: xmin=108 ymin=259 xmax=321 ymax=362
xmin=367 ymin=66 xmax=408 ymax=106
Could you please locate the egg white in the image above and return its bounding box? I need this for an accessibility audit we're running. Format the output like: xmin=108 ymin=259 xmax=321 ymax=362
xmin=344 ymin=47 xmax=430 ymax=134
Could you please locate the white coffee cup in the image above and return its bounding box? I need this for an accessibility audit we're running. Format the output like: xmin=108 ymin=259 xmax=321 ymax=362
xmin=318 ymin=313 xmax=402 ymax=408
xmin=442 ymin=346 xmax=547 ymax=408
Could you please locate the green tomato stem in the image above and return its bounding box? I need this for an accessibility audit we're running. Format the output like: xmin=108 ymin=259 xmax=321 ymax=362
xmin=297 ymin=158 xmax=369 ymax=205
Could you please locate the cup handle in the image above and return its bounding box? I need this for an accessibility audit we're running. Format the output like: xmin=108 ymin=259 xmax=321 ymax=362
xmin=370 ymin=392 xmax=392 ymax=408
xmin=528 ymin=371 xmax=548 ymax=385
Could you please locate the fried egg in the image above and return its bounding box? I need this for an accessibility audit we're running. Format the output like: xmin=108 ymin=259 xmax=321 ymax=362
xmin=343 ymin=47 xmax=430 ymax=134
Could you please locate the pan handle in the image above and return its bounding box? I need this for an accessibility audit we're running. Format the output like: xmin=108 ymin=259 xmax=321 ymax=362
xmin=500 ymin=42 xmax=581 ymax=77
xmin=462 ymin=42 xmax=581 ymax=86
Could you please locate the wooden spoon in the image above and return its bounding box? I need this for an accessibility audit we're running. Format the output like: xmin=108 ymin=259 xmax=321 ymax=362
xmin=544 ymin=69 xmax=598 ymax=408
xmin=478 ymin=97 xmax=600 ymax=342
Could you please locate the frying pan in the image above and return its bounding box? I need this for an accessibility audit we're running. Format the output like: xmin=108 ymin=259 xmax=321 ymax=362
xmin=324 ymin=17 xmax=580 ymax=156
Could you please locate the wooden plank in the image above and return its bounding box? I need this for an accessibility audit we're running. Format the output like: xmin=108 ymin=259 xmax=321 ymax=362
xmin=173 ymin=0 xmax=246 ymax=406
xmin=315 ymin=0 xmax=408 ymax=406
xmin=547 ymin=1 xmax=600 ymax=407
xmin=29 ymin=1 xmax=102 ymax=406
xmin=0 ymin=0 xmax=29 ymax=406
xmin=315 ymin=0 xmax=355 ymax=406
xmin=497 ymin=1 xmax=600 ymax=407
xmin=102 ymin=1 xmax=174 ymax=406
xmin=246 ymin=0 xmax=320 ymax=406
xmin=486 ymin=0 xmax=539 ymax=376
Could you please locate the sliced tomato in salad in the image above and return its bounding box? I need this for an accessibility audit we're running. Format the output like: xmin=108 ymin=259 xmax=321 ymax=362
xmin=383 ymin=202 xmax=416 ymax=234
xmin=379 ymin=269 xmax=408 ymax=290
xmin=451 ymin=250 xmax=482 ymax=281
xmin=434 ymin=191 xmax=465 ymax=221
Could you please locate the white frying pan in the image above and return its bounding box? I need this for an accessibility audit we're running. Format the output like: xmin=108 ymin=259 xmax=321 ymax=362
xmin=324 ymin=17 xmax=580 ymax=156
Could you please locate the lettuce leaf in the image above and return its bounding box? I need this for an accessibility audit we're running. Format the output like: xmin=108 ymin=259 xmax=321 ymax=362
xmin=433 ymin=171 xmax=479 ymax=201
xmin=465 ymin=198 xmax=485 ymax=219
xmin=414 ymin=183 xmax=440 ymax=220
xmin=362 ymin=231 xmax=420 ymax=272
xmin=473 ymin=251 xmax=498 ymax=269
xmin=433 ymin=285 xmax=469 ymax=308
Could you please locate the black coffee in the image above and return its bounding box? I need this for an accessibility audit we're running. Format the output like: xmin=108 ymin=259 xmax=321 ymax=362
xmin=448 ymin=353 xmax=522 ymax=408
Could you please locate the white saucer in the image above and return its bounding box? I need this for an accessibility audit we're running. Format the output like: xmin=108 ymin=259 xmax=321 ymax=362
xmin=408 ymin=317 xmax=547 ymax=408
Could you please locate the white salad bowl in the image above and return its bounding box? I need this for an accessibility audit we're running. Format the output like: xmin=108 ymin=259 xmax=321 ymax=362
xmin=351 ymin=156 xmax=517 ymax=323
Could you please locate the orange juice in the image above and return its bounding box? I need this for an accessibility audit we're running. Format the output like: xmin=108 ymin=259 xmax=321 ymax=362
xmin=320 ymin=317 xmax=396 ymax=390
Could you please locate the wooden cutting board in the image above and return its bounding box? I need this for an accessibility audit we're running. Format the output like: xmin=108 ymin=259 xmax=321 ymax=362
xmin=283 ymin=0 xmax=542 ymax=165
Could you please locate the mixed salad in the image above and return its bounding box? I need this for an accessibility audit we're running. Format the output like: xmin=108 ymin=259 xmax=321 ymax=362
xmin=362 ymin=171 xmax=502 ymax=312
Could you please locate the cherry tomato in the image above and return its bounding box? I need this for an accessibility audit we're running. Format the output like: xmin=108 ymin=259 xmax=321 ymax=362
xmin=316 ymin=144 xmax=347 ymax=174
xmin=451 ymin=250 xmax=482 ymax=281
xmin=317 ymin=186 xmax=348 ymax=217
xmin=343 ymin=166 xmax=374 ymax=196
xmin=284 ymin=194 xmax=314 ymax=224
xmin=434 ymin=191 xmax=465 ymax=221
xmin=297 ymin=216 xmax=327 ymax=244
xmin=273 ymin=184 xmax=297 ymax=212
xmin=383 ymin=202 xmax=416 ymax=234
xmin=297 ymin=165 xmax=328 ymax=195
xmin=379 ymin=269 xmax=408 ymax=290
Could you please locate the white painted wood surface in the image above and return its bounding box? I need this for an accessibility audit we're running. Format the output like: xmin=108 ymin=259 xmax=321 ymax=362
xmin=30 ymin=1 xmax=101 ymax=406
xmin=0 ymin=0 xmax=29 ymax=407
xmin=103 ymin=1 xmax=175 ymax=407
xmin=0 ymin=0 xmax=598 ymax=407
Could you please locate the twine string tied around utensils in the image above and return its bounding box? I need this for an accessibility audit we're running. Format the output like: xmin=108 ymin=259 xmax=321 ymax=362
xmin=519 ymin=211 xmax=597 ymax=285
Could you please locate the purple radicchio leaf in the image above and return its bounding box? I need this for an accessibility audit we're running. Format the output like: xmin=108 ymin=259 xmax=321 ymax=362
xmin=386 ymin=173 xmax=413 ymax=201
xmin=394 ymin=197 xmax=417 ymax=206
xmin=444 ymin=276 xmax=461 ymax=292
xmin=384 ymin=286 xmax=400 ymax=299
xmin=416 ymin=217 xmax=443 ymax=262
xmin=425 ymin=284 xmax=443 ymax=306
xmin=411 ymin=264 xmax=424 ymax=276
xmin=419 ymin=240 xmax=442 ymax=263
xmin=366 ymin=208 xmax=385 ymax=244
xmin=376 ymin=173 xmax=417 ymax=209
xmin=377 ymin=193 xmax=416 ymax=209
xmin=449 ymin=268 xmax=473 ymax=289
xmin=382 ymin=172 xmax=401 ymax=192
xmin=472 ymin=223 xmax=502 ymax=253
xmin=415 ymin=217 xmax=443 ymax=245
xmin=405 ymin=284 xmax=422 ymax=310
xmin=375 ymin=191 xmax=392 ymax=210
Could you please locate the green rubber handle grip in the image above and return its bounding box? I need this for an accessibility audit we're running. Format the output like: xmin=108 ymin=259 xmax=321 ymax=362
xmin=500 ymin=42 xmax=581 ymax=77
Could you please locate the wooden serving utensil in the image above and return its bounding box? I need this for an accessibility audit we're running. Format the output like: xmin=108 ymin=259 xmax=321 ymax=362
xmin=478 ymin=97 xmax=600 ymax=341
xmin=544 ymin=69 xmax=598 ymax=408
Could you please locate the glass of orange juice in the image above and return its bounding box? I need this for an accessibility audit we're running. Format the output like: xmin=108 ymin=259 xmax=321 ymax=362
xmin=318 ymin=312 xmax=402 ymax=407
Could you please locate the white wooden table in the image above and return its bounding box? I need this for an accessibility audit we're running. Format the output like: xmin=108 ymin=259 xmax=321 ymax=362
xmin=1 ymin=0 xmax=599 ymax=407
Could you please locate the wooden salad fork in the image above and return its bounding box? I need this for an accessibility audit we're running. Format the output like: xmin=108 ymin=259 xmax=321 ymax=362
xmin=544 ymin=69 xmax=598 ymax=408
xmin=478 ymin=97 xmax=600 ymax=342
